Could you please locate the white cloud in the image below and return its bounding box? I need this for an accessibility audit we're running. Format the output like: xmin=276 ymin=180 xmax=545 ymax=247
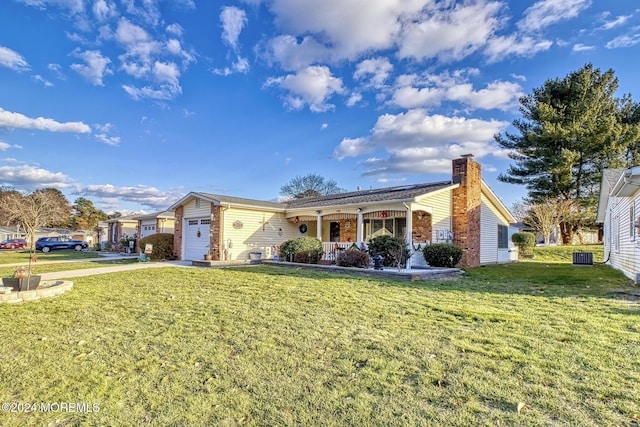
xmin=213 ymin=56 xmax=250 ymax=76
xmin=220 ymin=6 xmax=248 ymax=50
xmin=0 ymin=45 xmax=30 ymax=71
xmin=166 ymin=23 xmax=184 ymax=37
xmin=93 ymin=123 xmax=120 ymax=145
xmin=70 ymin=49 xmax=112 ymax=85
xmin=599 ymin=13 xmax=633 ymax=31
xmin=484 ymin=34 xmax=553 ymax=63
xmin=81 ymin=184 xmax=182 ymax=210
xmin=398 ymin=1 xmax=503 ymax=62
xmin=606 ymin=32 xmax=640 ymax=49
xmin=0 ymin=141 xmax=11 ymax=151
xmin=0 ymin=107 xmax=91 ymax=133
xmin=262 ymin=35 xmax=330 ymax=71
xmin=266 ymin=66 xmax=345 ymax=112
xmin=572 ymin=43 xmax=595 ymax=52
xmin=92 ymin=0 xmax=118 ymax=22
xmin=353 ymin=57 xmax=393 ymax=88
xmin=517 ymin=0 xmax=592 ymax=32
xmin=346 ymin=92 xmax=363 ymax=107
xmin=33 ymin=75 xmax=54 ymax=87
xmin=267 ymin=0 xmax=425 ymax=60
xmin=0 ymin=164 xmax=73 ymax=189
xmin=390 ymin=70 xmax=522 ymax=111
xmin=334 ymin=109 xmax=508 ymax=176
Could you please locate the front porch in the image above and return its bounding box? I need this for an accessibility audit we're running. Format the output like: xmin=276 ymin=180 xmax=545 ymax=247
xmin=288 ymin=207 xmax=454 ymax=268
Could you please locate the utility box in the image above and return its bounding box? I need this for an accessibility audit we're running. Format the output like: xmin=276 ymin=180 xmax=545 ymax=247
xmin=572 ymin=252 xmax=593 ymax=266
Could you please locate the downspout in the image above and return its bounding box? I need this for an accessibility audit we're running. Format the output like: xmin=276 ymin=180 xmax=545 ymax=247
xmin=220 ymin=204 xmax=231 ymax=260
xmin=403 ymin=202 xmax=412 ymax=269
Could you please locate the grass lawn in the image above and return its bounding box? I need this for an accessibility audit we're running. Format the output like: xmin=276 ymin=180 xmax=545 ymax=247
xmin=530 ymin=244 xmax=605 ymax=264
xmin=1 ymin=260 xmax=639 ymax=426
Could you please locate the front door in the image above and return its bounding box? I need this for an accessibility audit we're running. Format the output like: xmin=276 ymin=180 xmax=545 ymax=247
xmin=329 ymin=222 xmax=340 ymax=242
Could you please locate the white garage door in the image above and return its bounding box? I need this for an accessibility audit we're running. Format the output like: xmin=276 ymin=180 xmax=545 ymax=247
xmin=184 ymin=218 xmax=211 ymax=260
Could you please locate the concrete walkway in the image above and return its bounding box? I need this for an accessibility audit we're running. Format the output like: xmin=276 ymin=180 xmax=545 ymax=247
xmin=2 ymin=254 xmax=194 ymax=281
xmin=38 ymin=260 xmax=193 ymax=280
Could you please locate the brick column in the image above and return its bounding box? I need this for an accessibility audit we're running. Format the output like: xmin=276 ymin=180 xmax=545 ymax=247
xmin=210 ymin=204 xmax=222 ymax=261
xmin=173 ymin=206 xmax=183 ymax=260
xmin=452 ymin=155 xmax=481 ymax=267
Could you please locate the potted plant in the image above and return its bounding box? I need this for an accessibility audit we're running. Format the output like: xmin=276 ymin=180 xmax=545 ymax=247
xmin=204 ymin=252 xmax=212 ymax=260
xmin=2 ymin=266 xmax=41 ymax=291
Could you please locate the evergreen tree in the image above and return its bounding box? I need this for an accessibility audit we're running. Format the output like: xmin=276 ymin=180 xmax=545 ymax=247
xmin=496 ymin=63 xmax=640 ymax=243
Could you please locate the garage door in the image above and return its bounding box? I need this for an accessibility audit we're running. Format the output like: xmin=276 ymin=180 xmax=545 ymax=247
xmin=184 ymin=218 xmax=211 ymax=260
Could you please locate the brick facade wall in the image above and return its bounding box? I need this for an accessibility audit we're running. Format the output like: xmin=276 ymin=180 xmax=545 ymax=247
xmin=412 ymin=211 xmax=432 ymax=243
xmin=451 ymin=156 xmax=482 ymax=267
xmin=173 ymin=206 xmax=183 ymax=260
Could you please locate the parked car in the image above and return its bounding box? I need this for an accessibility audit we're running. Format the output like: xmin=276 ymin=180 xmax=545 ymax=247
xmin=35 ymin=236 xmax=88 ymax=253
xmin=0 ymin=238 xmax=27 ymax=249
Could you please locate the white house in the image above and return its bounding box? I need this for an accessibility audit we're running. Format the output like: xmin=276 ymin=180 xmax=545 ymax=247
xmin=169 ymin=155 xmax=516 ymax=267
xmin=596 ymin=167 xmax=640 ymax=282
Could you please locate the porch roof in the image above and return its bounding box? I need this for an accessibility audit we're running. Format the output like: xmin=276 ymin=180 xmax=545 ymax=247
xmin=284 ymin=181 xmax=454 ymax=209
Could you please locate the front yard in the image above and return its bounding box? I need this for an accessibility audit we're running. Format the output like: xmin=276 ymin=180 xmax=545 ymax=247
xmin=0 ymin=255 xmax=638 ymax=426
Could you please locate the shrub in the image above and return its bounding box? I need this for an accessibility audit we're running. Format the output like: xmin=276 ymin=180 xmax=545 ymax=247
xmin=279 ymin=237 xmax=323 ymax=262
xmin=367 ymin=235 xmax=411 ymax=268
xmin=138 ymin=233 xmax=174 ymax=261
xmin=293 ymin=249 xmax=323 ymax=264
xmin=422 ymin=243 xmax=463 ymax=268
xmin=337 ymin=249 xmax=370 ymax=268
xmin=512 ymin=232 xmax=536 ymax=256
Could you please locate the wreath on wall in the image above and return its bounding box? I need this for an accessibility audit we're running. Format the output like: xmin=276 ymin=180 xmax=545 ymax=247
xmin=299 ymin=224 xmax=308 ymax=233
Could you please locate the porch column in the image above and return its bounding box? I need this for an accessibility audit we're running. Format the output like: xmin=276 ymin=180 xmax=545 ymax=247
xmin=357 ymin=212 xmax=364 ymax=245
xmin=316 ymin=214 xmax=322 ymax=240
xmin=405 ymin=206 xmax=413 ymax=269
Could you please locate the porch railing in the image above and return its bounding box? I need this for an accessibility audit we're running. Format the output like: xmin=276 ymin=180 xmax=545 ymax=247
xmin=322 ymin=242 xmax=355 ymax=262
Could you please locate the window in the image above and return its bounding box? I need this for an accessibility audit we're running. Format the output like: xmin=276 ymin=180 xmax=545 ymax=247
xmin=364 ymin=218 xmax=406 ymax=241
xmin=188 ymin=219 xmax=198 ymax=226
xmin=200 ymin=219 xmax=211 ymax=225
xmin=498 ymin=224 xmax=508 ymax=249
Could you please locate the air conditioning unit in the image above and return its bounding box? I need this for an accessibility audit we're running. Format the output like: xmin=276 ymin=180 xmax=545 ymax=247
xmin=572 ymin=252 xmax=593 ymax=266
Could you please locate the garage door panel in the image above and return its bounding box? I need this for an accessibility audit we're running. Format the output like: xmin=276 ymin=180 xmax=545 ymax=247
xmin=184 ymin=218 xmax=210 ymax=260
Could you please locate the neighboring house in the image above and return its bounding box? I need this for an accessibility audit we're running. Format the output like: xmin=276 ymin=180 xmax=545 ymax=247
xmin=0 ymin=226 xmax=26 ymax=242
xmin=596 ymin=167 xmax=639 ymax=282
xmin=169 ymin=155 xmax=516 ymax=267
xmin=137 ymin=211 xmax=175 ymax=240
xmin=106 ymin=215 xmax=139 ymax=244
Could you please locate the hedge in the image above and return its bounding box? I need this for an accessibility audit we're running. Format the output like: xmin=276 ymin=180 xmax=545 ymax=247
xmin=138 ymin=233 xmax=175 ymax=261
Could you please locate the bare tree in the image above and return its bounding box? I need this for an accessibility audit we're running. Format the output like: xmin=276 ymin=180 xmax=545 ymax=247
xmin=2 ymin=189 xmax=71 ymax=250
xmin=280 ymin=174 xmax=346 ymax=199
xmin=525 ymin=198 xmax=576 ymax=245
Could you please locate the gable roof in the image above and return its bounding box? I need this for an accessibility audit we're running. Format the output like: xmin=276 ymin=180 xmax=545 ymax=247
xmin=284 ymin=181 xmax=455 ymax=209
xmin=168 ymin=179 xmax=515 ymax=223
xmin=168 ymin=191 xmax=286 ymax=212
xmin=597 ymin=168 xmax=626 ymax=223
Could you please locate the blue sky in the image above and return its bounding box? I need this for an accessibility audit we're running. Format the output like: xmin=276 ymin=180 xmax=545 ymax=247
xmin=0 ymin=0 xmax=638 ymax=214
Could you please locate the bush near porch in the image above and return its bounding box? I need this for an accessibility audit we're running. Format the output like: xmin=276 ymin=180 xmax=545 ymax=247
xmin=279 ymin=237 xmax=323 ymax=263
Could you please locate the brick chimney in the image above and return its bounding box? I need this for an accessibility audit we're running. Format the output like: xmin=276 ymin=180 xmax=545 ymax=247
xmin=451 ymin=154 xmax=481 ymax=267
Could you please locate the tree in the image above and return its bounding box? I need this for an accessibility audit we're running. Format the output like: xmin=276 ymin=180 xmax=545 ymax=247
xmin=523 ymin=198 xmax=576 ymax=245
xmin=70 ymin=197 xmax=107 ymax=231
xmin=0 ymin=186 xmax=22 ymax=227
xmin=280 ymin=174 xmax=346 ymax=199
xmin=496 ymin=63 xmax=640 ymax=243
xmin=2 ymin=189 xmax=72 ymax=250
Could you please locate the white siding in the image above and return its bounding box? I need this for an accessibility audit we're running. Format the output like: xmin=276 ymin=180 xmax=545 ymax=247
xmin=139 ymin=219 xmax=157 ymax=239
xmin=606 ymin=195 xmax=639 ymax=281
xmin=222 ymin=208 xmax=297 ymax=260
xmin=480 ymin=193 xmax=511 ymax=265
xmin=417 ymin=190 xmax=453 ymax=243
